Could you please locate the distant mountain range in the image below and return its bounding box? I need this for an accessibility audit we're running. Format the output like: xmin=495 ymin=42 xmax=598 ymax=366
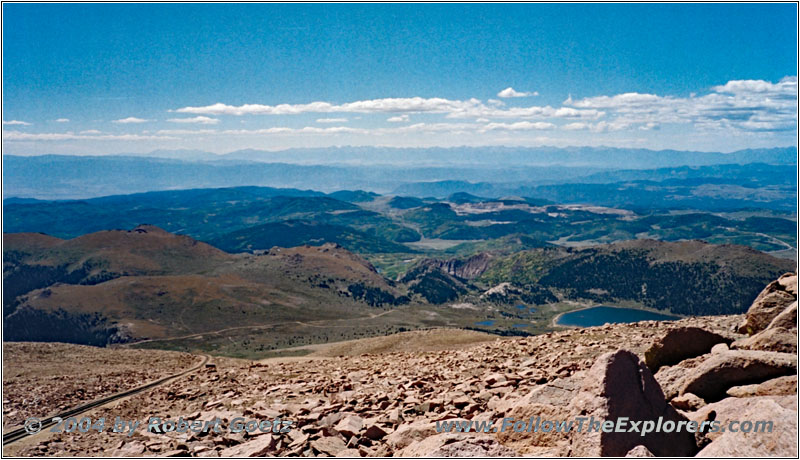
xmin=2 ymin=146 xmax=797 ymax=200
xmin=111 ymin=146 xmax=798 ymax=168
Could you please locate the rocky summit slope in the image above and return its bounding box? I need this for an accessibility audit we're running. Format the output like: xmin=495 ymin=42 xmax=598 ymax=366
xmin=8 ymin=274 xmax=797 ymax=457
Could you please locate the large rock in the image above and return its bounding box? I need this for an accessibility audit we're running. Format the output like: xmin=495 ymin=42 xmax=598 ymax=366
xmin=644 ymin=327 xmax=732 ymax=372
xmin=726 ymin=375 xmax=798 ymax=398
xmin=113 ymin=440 xmax=146 ymax=456
xmin=495 ymin=377 xmax=580 ymax=454
xmin=396 ymin=433 xmax=518 ymax=457
xmin=734 ymin=302 xmax=797 ymax=353
xmin=738 ymin=273 xmax=797 ymax=335
xmin=310 ymin=435 xmax=348 ymax=456
xmin=364 ymin=424 xmax=388 ymax=440
xmin=734 ymin=327 xmax=797 ymax=353
xmin=687 ymin=395 xmax=797 ymax=442
xmin=625 ymin=445 xmax=655 ymax=457
xmin=385 ymin=421 xmax=438 ymax=450
xmin=696 ymin=399 xmax=798 ymax=457
xmin=567 ymin=350 xmax=697 ymax=457
xmin=654 ymin=355 xmax=710 ymax=401
xmin=768 ymin=300 xmax=797 ymax=329
xmin=334 ymin=415 xmax=364 ymax=438
xmin=677 ymin=350 xmax=797 ymax=401
xmin=670 ymin=393 xmax=705 ymax=411
xmin=778 ymin=272 xmax=799 ymax=296
xmin=219 ymin=435 xmax=275 ymax=457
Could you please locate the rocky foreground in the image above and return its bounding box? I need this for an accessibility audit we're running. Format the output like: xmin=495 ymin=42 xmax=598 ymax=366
xmin=2 ymin=344 xmax=196 ymax=430
xmin=8 ymin=274 xmax=798 ymax=457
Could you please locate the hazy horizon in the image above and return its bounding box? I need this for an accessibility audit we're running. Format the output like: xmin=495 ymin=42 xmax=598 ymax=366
xmin=3 ymin=4 xmax=798 ymax=157
xmin=3 ymin=144 xmax=800 ymax=159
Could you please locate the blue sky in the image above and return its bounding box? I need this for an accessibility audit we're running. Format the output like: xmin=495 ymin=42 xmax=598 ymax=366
xmin=2 ymin=3 xmax=797 ymax=155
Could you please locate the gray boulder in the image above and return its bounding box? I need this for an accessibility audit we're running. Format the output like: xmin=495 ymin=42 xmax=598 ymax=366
xmin=644 ymin=327 xmax=732 ymax=372
xmin=395 ymin=433 xmax=518 ymax=457
xmin=495 ymin=377 xmax=580 ymax=452
xmin=678 ymin=350 xmax=796 ymax=401
xmin=726 ymin=375 xmax=798 ymax=398
xmin=738 ymin=273 xmax=797 ymax=335
xmin=696 ymin=399 xmax=797 ymax=457
xmin=734 ymin=302 xmax=797 ymax=353
xmin=654 ymin=355 xmax=709 ymax=400
xmin=567 ymin=350 xmax=697 ymax=457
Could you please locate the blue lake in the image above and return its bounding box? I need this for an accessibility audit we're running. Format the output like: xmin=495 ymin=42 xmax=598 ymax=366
xmin=475 ymin=320 xmax=496 ymax=326
xmin=556 ymin=306 xmax=680 ymax=327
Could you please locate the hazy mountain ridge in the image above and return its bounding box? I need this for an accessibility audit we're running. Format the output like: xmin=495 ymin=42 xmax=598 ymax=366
xmin=3 ymin=146 xmax=796 ymax=200
xmin=116 ymin=146 xmax=799 ymax=167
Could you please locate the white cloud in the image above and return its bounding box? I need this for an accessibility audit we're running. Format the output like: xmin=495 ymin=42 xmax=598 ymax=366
xmin=156 ymin=129 xmax=218 ymax=135
xmin=221 ymin=126 xmax=367 ymax=135
xmin=113 ymin=117 xmax=150 ymax=124
xmin=164 ymin=123 xmax=481 ymax=137
xmin=589 ymin=121 xmax=631 ymax=133
xmin=388 ymin=122 xmax=477 ymax=134
xmin=446 ymin=105 xmax=604 ymax=120
xmin=6 ymin=76 xmax=793 ymax=153
xmin=167 ymin=116 xmax=220 ymax=125
xmin=482 ymin=121 xmax=555 ymax=131
xmin=55 ymin=118 xmax=70 ymax=123
xmin=497 ymin=87 xmax=538 ymax=98
xmin=712 ymin=76 xmax=797 ymax=96
xmin=387 ymin=114 xmax=410 ymax=123
xmin=562 ymin=122 xmax=590 ymax=131
xmin=174 ymin=97 xmax=603 ymax=122
xmin=175 ymin=97 xmax=485 ymax=116
xmin=3 ymin=120 xmax=31 ymax=126
xmin=565 ymin=76 xmax=797 ymax=133
xmin=3 ymin=130 xmax=175 ymax=141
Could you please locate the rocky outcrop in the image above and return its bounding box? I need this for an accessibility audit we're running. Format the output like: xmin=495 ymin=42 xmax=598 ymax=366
xmin=726 ymin=375 xmax=797 ymax=398
xmin=734 ymin=301 xmax=797 ymax=353
xmin=656 ymin=280 xmax=798 ymax=405
xmin=421 ymin=253 xmax=493 ymax=280
xmin=734 ymin=327 xmax=797 ymax=353
xmin=385 ymin=422 xmax=438 ymax=451
xmin=334 ymin=415 xmax=364 ymax=438
xmin=13 ymin=276 xmax=797 ymax=458
xmin=676 ymin=350 xmax=796 ymax=402
xmin=625 ymin=445 xmax=656 ymax=457
xmin=767 ymin=300 xmax=798 ymax=329
xmin=495 ymin=377 xmax=580 ymax=454
xmin=654 ymin=355 xmax=710 ymax=401
xmin=644 ymin=327 xmax=733 ymax=372
xmin=567 ymin=350 xmax=697 ymax=457
xmin=219 ymin=434 xmax=276 ymax=456
xmin=737 ymin=273 xmax=797 ymax=335
xmin=695 ymin=398 xmax=798 ymax=457
xmin=396 ymin=433 xmax=518 ymax=457
xmin=670 ymin=392 xmax=706 ymax=411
